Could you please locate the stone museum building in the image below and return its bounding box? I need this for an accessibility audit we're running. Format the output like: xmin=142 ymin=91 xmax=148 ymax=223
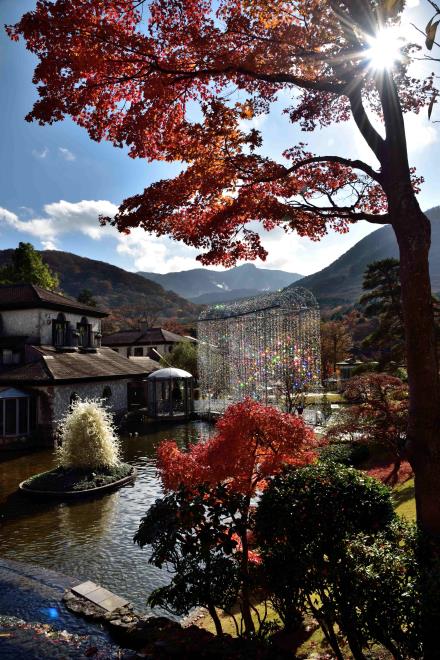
xmin=0 ymin=284 xmax=158 ymax=449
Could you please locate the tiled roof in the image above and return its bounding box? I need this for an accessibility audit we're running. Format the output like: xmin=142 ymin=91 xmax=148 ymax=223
xmin=0 ymin=284 xmax=107 ymax=317
xmin=0 ymin=336 xmax=30 ymax=348
xmin=0 ymin=360 xmax=52 ymax=384
xmin=128 ymin=356 xmax=162 ymax=372
xmin=102 ymin=327 xmax=188 ymax=347
xmin=0 ymin=347 xmax=158 ymax=385
xmin=38 ymin=346 xmax=156 ymax=381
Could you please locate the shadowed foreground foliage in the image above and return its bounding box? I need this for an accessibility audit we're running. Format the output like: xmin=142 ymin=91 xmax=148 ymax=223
xmin=256 ymin=464 xmax=421 ymax=660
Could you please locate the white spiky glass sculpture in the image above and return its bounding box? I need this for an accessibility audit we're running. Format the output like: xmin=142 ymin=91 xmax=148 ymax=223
xmin=56 ymin=398 xmax=121 ymax=469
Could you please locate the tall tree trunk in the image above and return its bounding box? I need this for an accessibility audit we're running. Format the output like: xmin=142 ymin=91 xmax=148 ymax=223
xmin=239 ymin=517 xmax=256 ymax=635
xmin=207 ymin=602 xmax=223 ymax=636
xmin=375 ymin=69 xmax=440 ymax=656
xmin=390 ymin=190 xmax=440 ymax=658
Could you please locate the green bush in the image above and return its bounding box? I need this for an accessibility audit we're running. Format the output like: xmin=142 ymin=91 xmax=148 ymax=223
xmin=318 ymin=441 xmax=370 ymax=466
xmin=256 ymin=463 xmax=419 ymax=658
xmin=134 ymin=484 xmax=243 ymax=636
xmin=25 ymin=463 xmax=132 ymax=492
xmin=345 ymin=521 xmax=421 ymax=659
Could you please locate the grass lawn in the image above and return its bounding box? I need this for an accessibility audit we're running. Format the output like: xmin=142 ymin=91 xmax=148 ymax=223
xmin=305 ymin=392 xmax=345 ymax=404
xmin=196 ymin=476 xmax=417 ymax=656
xmin=197 ymin=604 xmax=328 ymax=658
xmin=393 ymin=477 xmax=416 ymax=521
xmin=197 ymin=602 xmax=281 ymax=637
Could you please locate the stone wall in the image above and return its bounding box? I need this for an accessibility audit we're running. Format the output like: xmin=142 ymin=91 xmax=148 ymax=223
xmin=0 ymin=381 xmax=130 ymax=449
xmin=0 ymin=308 xmax=101 ymax=345
xmin=51 ymin=379 xmax=129 ymax=425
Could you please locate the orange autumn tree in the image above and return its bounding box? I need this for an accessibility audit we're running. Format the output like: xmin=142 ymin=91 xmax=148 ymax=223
xmin=158 ymin=398 xmax=316 ymax=493
xmin=9 ymin=1 xmax=440 ymax=650
xmin=157 ymin=398 xmax=316 ymax=633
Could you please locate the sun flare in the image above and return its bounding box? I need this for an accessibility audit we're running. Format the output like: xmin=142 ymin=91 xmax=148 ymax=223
xmin=365 ymin=26 xmax=405 ymax=71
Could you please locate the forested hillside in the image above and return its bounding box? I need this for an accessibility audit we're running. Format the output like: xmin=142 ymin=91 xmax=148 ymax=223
xmin=292 ymin=207 xmax=440 ymax=311
xmin=0 ymin=249 xmax=200 ymax=326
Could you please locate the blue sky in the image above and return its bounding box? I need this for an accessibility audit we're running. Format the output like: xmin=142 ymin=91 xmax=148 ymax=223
xmin=0 ymin=0 xmax=438 ymax=276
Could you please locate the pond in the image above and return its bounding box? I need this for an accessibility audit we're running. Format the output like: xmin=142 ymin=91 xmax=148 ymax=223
xmin=0 ymin=420 xmax=211 ymax=616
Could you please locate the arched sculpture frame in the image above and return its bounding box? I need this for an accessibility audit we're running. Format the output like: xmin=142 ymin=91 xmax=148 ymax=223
xmin=197 ymin=287 xmax=321 ymax=413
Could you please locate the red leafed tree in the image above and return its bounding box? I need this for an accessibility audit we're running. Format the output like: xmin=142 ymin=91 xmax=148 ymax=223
xmin=158 ymin=397 xmax=316 ymax=493
xmin=158 ymin=398 xmax=316 ymax=633
xmin=327 ymin=373 xmax=409 ymax=484
xmin=8 ymin=1 xmax=440 ymax=649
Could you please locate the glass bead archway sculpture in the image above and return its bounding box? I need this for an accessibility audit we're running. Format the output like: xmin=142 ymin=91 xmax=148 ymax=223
xmin=197 ymin=287 xmax=321 ymax=413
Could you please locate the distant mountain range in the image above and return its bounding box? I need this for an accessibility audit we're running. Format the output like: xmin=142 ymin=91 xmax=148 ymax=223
xmin=138 ymin=263 xmax=302 ymax=304
xmin=291 ymin=206 xmax=440 ymax=310
xmin=0 ymin=249 xmax=199 ymax=322
xmin=1 ymin=205 xmax=438 ymax=322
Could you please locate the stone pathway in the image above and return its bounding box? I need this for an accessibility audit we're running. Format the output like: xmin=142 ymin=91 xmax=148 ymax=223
xmin=72 ymin=581 xmax=129 ymax=612
xmin=0 ymin=615 xmax=127 ymax=659
xmin=0 ymin=557 xmax=129 ymax=658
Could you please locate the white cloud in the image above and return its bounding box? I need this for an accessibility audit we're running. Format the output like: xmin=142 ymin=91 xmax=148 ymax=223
xmin=59 ymin=147 xmax=76 ymax=161
xmin=0 ymin=208 xmax=21 ymax=225
xmin=0 ymin=200 xmax=201 ymax=273
xmin=0 ymin=200 xmax=118 ymax=247
xmin=32 ymin=147 xmax=48 ymax=159
xmin=0 ymin=199 xmax=380 ymax=277
xmin=405 ymin=112 xmax=438 ymax=151
xmin=116 ymin=229 xmax=199 ymax=273
xmin=42 ymin=240 xmax=58 ymax=251
xmin=19 ymin=206 xmax=35 ymax=217
xmin=256 ymin=220 xmax=378 ymax=275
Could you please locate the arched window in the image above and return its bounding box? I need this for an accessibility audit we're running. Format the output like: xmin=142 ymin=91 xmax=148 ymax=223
xmin=70 ymin=392 xmax=80 ymax=407
xmin=77 ymin=316 xmax=91 ymax=348
xmin=102 ymin=386 xmax=112 ymax=400
xmin=53 ymin=313 xmax=68 ymax=347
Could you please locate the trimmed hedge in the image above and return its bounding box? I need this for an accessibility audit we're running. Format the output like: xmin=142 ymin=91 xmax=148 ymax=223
xmin=318 ymin=441 xmax=370 ymax=467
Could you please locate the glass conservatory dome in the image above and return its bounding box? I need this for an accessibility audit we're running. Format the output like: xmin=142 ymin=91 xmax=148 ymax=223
xmin=147 ymin=368 xmax=193 ymax=418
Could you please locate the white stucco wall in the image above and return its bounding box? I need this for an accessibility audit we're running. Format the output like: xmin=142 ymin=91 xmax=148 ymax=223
xmin=51 ymin=379 xmax=129 ymax=425
xmin=0 ymin=308 xmax=101 ymax=344
xmin=1 ymin=309 xmax=41 ymax=338
xmin=112 ymin=343 xmax=173 ymax=358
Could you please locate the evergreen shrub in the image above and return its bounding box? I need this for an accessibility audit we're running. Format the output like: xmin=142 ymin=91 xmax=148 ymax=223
xmin=256 ymin=463 xmax=420 ymax=658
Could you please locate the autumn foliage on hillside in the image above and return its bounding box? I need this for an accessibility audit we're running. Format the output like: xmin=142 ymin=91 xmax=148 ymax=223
xmin=158 ymin=398 xmax=317 ymax=495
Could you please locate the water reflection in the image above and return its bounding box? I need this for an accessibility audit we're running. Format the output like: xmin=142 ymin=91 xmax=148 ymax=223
xmin=0 ymin=420 xmax=211 ymax=613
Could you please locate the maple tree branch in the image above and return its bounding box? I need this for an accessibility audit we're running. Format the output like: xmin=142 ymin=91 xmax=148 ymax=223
xmin=428 ymin=0 xmax=440 ymax=13
xmin=150 ymin=60 xmax=346 ymax=95
xmin=285 ymin=201 xmax=389 ymax=225
xmin=349 ymin=90 xmax=385 ymax=161
xmin=285 ymin=154 xmax=382 ymax=184
xmin=234 ymin=154 xmax=382 ymax=187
